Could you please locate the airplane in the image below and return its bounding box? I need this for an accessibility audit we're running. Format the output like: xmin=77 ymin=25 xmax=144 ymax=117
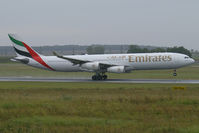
xmin=8 ymin=34 xmax=195 ymax=80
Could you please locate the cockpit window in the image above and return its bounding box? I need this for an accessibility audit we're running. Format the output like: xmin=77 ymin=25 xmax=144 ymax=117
xmin=184 ymin=56 xmax=189 ymax=59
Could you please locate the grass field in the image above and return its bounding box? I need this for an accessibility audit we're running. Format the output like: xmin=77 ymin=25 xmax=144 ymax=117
xmin=0 ymin=82 xmax=199 ymax=133
xmin=0 ymin=63 xmax=199 ymax=79
xmin=0 ymin=57 xmax=199 ymax=132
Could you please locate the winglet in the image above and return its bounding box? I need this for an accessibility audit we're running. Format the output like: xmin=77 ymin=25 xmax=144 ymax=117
xmin=52 ymin=51 xmax=62 ymax=58
xmin=52 ymin=51 xmax=58 ymax=56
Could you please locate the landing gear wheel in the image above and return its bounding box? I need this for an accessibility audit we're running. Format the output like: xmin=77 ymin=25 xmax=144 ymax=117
xmin=173 ymin=73 xmax=177 ymax=76
xmin=97 ymin=75 xmax=102 ymax=80
xmin=173 ymin=69 xmax=177 ymax=76
xmin=92 ymin=75 xmax=97 ymax=80
xmin=102 ymin=75 xmax=107 ymax=80
xmin=92 ymin=74 xmax=108 ymax=80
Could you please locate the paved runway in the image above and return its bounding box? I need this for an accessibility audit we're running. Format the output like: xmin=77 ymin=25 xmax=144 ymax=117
xmin=0 ymin=77 xmax=199 ymax=84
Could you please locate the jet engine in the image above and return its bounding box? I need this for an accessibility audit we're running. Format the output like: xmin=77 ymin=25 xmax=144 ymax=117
xmin=107 ymin=66 xmax=125 ymax=73
xmin=81 ymin=62 xmax=100 ymax=71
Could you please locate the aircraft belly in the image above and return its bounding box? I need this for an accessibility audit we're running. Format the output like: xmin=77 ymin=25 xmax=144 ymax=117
xmin=48 ymin=61 xmax=81 ymax=72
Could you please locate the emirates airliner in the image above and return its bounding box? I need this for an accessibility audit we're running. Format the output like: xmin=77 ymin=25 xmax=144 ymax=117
xmin=8 ymin=34 xmax=195 ymax=80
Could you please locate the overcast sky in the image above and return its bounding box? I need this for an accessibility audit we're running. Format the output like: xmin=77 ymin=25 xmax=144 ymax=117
xmin=0 ymin=0 xmax=198 ymax=50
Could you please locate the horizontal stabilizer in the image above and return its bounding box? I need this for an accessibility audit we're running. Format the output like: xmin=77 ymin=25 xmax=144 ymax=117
xmin=11 ymin=57 xmax=29 ymax=64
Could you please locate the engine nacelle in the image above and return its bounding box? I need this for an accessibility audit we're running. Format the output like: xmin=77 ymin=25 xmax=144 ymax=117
xmin=107 ymin=66 xmax=125 ymax=73
xmin=81 ymin=62 xmax=100 ymax=71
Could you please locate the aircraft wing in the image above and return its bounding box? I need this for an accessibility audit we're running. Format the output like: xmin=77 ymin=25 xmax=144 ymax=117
xmin=53 ymin=51 xmax=114 ymax=68
xmin=53 ymin=51 xmax=89 ymax=65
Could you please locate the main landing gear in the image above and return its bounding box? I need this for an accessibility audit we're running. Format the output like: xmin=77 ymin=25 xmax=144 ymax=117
xmin=173 ymin=69 xmax=177 ymax=76
xmin=92 ymin=73 xmax=108 ymax=80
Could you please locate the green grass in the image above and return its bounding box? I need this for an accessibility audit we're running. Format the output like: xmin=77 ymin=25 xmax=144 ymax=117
xmin=0 ymin=56 xmax=14 ymax=63
xmin=0 ymin=57 xmax=199 ymax=132
xmin=0 ymin=82 xmax=199 ymax=132
xmin=0 ymin=63 xmax=199 ymax=79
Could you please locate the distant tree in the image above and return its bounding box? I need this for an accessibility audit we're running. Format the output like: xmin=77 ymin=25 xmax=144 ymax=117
xmin=167 ymin=46 xmax=192 ymax=57
xmin=142 ymin=48 xmax=150 ymax=53
xmin=127 ymin=45 xmax=144 ymax=53
xmin=86 ymin=45 xmax=104 ymax=54
xmin=86 ymin=46 xmax=93 ymax=54
xmin=127 ymin=45 xmax=150 ymax=53
xmin=127 ymin=45 xmax=192 ymax=57
xmin=94 ymin=46 xmax=105 ymax=54
xmin=120 ymin=45 xmax=123 ymax=53
xmin=151 ymin=48 xmax=166 ymax=52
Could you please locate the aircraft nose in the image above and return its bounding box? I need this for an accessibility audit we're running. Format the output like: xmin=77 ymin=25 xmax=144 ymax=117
xmin=190 ymin=58 xmax=195 ymax=64
xmin=192 ymin=58 xmax=195 ymax=63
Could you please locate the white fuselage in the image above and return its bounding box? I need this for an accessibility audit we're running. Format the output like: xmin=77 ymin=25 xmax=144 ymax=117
xmin=26 ymin=52 xmax=195 ymax=72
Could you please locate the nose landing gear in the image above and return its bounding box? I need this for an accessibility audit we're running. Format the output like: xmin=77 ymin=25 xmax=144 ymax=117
xmin=173 ymin=69 xmax=177 ymax=76
xmin=92 ymin=73 xmax=108 ymax=80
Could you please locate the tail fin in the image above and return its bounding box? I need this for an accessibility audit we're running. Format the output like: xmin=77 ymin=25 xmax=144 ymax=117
xmin=8 ymin=34 xmax=54 ymax=71
xmin=8 ymin=34 xmax=40 ymax=58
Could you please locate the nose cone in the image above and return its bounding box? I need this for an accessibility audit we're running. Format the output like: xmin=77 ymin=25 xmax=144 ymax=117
xmin=190 ymin=58 xmax=195 ymax=64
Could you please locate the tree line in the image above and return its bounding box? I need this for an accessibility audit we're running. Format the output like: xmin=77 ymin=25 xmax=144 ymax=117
xmin=127 ymin=45 xmax=192 ymax=57
xmin=86 ymin=45 xmax=192 ymax=57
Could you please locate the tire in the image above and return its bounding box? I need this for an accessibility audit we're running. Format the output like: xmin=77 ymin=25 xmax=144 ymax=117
xmin=97 ymin=75 xmax=102 ymax=80
xmin=173 ymin=73 xmax=177 ymax=76
xmin=92 ymin=75 xmax=97 ymax=80
xmin=103 ymin=75 xmax=107 ymax=80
